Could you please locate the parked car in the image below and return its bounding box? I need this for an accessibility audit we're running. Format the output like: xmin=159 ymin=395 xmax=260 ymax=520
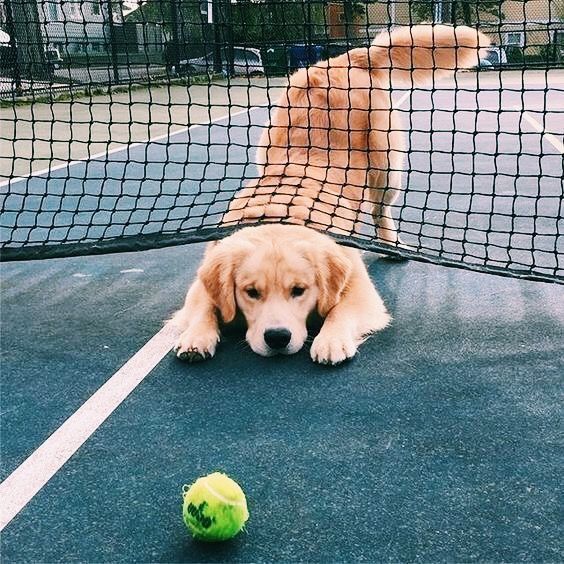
xmin=177 ymin=46 xmax=264 ymax=77
xmin=287 ymin=44 xmax=324 ymax=72
xmin=45 ymin=47 xmax=63 ymax=72
xmin=0 ymin=28 xmax=11 ymax=47
xmin=479 ymin=46 xmax=508 ymax=68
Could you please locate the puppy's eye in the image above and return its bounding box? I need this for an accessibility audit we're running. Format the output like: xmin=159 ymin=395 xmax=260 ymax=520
xmin=291 ymin=286 xmax=305 ymax=298
xmin=246 ymin=288 xmax=260 ymax=299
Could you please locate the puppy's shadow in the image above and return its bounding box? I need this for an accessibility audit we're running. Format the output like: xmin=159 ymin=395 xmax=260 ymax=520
xmin=172 ymin=312 xmax=345 ymax=380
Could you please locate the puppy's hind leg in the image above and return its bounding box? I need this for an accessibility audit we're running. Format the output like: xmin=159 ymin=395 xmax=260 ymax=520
xmin=370 ymin=167 xmax=402 ymax=245
xmin=368 ymin=112 xmax=409 ymax=248
xmin=254 ymin=122 xmax=272 ymax=177
xmin=369 ymin=150 xmax=410 ymax=249
xmin=255 ymin=143 xmax=266 ymax=177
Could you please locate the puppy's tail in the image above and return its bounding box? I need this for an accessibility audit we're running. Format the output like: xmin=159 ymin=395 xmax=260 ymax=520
xmin=346 ymin=24 xmax=490 ymax=86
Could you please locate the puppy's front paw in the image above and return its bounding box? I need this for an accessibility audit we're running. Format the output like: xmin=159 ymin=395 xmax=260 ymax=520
xmin=310 ymin=330 xmax=358 ymax=365
xmin=174 ymin=329 xmax=220 ymax=362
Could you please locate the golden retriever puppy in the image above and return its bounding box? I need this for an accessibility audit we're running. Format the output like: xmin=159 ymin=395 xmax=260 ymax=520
xmin=173 ymin=224 xmax=390 ymax=364
xmin=172 ymin=25 xmax=489 ymax=364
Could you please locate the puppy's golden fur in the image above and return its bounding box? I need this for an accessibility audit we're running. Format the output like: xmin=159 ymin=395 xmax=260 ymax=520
xmin=172 ymin=25 xmax=489 ymax=364
xmin=224 ymin=25 xmax=490 ymax=241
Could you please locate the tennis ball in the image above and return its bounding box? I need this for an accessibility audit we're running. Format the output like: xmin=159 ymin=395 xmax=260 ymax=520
xmin=182 ymin=472 xmax=249 ymax=542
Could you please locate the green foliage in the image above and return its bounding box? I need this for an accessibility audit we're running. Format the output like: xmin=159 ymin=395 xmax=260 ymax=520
xmin=230 ymin=0 xmax=327 ymax=44
xmin=539 ymin=43 xmax=563 ymax=64
xmin=409 ymin=0 xmax=503 ymax=25
xmin=125 ymin=0 xmax=172 ymax=26
xmin=346 ymin=1 xmax=367 ymax=17
xmin=505 ymin=45 xmax=524 ymax=64
xmin=125 ymin=0 xmax=204 ymax=41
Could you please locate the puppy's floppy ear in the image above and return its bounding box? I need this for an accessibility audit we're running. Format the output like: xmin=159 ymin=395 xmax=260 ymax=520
xmin=198 ymin=239 xmax=248 ymax=323
xmin=316 ymin=245 xmax=352 ymax=317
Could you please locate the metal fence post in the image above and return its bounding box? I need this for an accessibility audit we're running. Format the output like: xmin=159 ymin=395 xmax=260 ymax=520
xmin=106 ymin=0 xmax=120 ymax=84
xmin=169 ymin=0 xmax=180 ymax=71
xmin=212 ymin=0 xmax=222 ymax=74
xmin=224 ymin=0 xmax=234 ymax=76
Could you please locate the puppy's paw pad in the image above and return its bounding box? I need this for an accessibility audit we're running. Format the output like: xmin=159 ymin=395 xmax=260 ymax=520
xmin=174 ymin=330 xmax=219 ymax=362
xmin=310 ymin=332 xmax=357 ymax=365
xmin=176 ymin=348 xmax=210 ymax=362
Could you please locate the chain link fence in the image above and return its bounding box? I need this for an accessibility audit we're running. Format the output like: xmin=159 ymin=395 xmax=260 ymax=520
xmin=1 ymin=1 xmax=562 ymax=98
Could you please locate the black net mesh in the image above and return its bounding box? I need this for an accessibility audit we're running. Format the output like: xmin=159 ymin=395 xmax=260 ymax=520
xmin=0 ymin=0 xmax=562 ymax=283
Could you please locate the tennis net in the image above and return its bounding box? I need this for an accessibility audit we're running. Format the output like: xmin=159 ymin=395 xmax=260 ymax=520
xmin=1 ymin=0 xmax=562 ymax=283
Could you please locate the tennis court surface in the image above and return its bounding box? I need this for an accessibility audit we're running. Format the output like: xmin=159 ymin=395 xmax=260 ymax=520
xmin=2 ymin=65 xmax=564 ymax=562
xmin=2 ymin=240 xmax=563 ymax=561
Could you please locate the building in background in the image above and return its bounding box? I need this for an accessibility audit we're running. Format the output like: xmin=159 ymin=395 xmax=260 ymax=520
xmin=479 ymin=0 xmax=564 ymax=63
xmin=38 ymin=0 xmax=119 ymax=56
xmin=0 ymin=0 xmax=165 ymax=59
xmin=123 ymin=6 xmax=165 ymax=55
xmin=0 ymin=0 xmax=562 ymax=87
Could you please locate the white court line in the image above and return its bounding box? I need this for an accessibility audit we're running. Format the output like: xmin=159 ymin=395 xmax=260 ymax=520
xmin=3 ymin=92 xmax=409 ymax=190
xmin=515 ymin=106 xmax=564 ymax=155
xmin=395 ymin=91 xmax=411 ymax=109
xmin=0 ymin=105 xmax=265 ymax=189
xmin=0 ymin=323 xmax=180 ymax=531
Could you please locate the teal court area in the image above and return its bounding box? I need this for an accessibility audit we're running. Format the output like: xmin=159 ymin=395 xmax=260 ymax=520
xmin=1 ymin=75 xmax=563 ymax=561
xmin=1 ymin=243 xmax=562 ymax=561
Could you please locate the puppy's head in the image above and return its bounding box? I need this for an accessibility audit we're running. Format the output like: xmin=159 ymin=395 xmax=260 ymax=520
xmin=198 ymin=225 xmax=352 ymax=356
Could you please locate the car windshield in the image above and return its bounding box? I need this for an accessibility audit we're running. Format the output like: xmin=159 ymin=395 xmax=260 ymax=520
xmin=487 ymin=50 xmax=499 ymax=64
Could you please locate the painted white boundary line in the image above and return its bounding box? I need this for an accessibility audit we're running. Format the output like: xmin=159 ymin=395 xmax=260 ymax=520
xmin=0 ymin=128 xmax=188 ymax=189
xmin=395 ymin=91 xmax=411 ymax=109
xmin=516 ymin=107 xmax=564 ymax=155
xmin=0 ymin=323 xmax=180 ymax=532
xmin=0 ymin=105 xmax=264 ymax=189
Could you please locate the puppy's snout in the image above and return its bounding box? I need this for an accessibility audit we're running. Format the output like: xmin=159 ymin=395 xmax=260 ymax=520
xmin=264 ymin=328 xmax=292 ymax=350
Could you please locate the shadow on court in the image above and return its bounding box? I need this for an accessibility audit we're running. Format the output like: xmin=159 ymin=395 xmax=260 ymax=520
xmin=1 ymin=244 xmax=562 ymax=562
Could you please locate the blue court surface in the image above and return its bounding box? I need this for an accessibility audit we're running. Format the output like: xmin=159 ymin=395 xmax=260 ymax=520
xmin=1 ymin=78 xmax=564 ymax=562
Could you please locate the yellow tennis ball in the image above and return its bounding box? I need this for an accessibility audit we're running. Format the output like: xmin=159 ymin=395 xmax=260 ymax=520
xmin=182 ymin=472 xmax=249 ymax=542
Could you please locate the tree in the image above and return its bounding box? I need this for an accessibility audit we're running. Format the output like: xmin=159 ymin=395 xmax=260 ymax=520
xmin=4 ymin=0 xmax=49 ymax=84
xmin=410 ymin=0 xmax=503 ymax=26
xmin=125 ymin=0 xmax=203 ymax=40
xmin=229 ymin=0 xmax=327 ymax=44
xmin=343 ymin=1 xmax=367 ymax=39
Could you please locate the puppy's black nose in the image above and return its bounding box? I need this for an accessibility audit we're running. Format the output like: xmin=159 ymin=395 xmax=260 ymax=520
xmin=264 ymin=328 xmax=292 ymax=350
